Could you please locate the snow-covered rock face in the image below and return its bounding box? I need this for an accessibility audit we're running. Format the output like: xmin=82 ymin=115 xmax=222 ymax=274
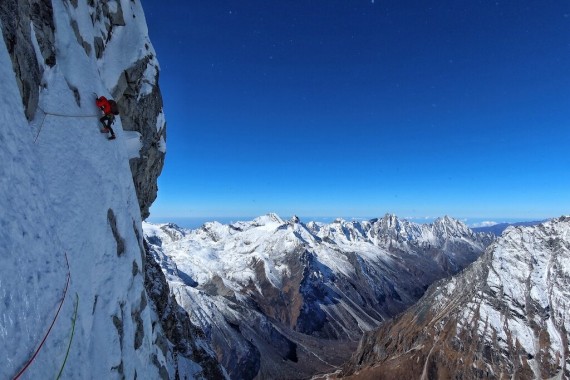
xmin=144 ymin=213 xmax=492 ymax=379
xmin=0 ymin=0 xmax=56 ymax=120
xmin=342 ymin=217 xmax=570 ymax=380
xmin=0 ymin=1 xmax=221 ymax=379
xmin=0 ymin=0 xmax=165 ymax=220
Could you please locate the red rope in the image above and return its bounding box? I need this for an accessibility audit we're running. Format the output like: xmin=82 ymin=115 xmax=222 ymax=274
xmin=12 ymin=252 xmax=71 ymax=380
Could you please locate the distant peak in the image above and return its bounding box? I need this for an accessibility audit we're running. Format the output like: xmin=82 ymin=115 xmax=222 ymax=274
xmin=289 ymin=215 xmax=300 ymax=224
xmin=201 ymin=220 xmax=223 ymax=229
xmin=432 ymin=216 xmax=471 ymax=236
xmin=253 ymin=213 xmax=284 ymax=225
xmin=434 ymin=215 xmax=462 ymax=226
xmin=164 ymin=222 xmax=183 ymax=230
xmin=380 ymin=213 xmax=400 ymax=227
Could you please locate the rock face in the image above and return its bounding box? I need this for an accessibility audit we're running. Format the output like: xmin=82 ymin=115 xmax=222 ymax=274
xmin=143 ymin=239 xmax=227 ymax=379
xmin=91 ymin=0 xmax=166 ymax=220
xmin=110 ymin=47 xmax=165 ymax=221
xmin=341 ymin=217 xmax=570 ymax=380
xmin=0 ymin=0 xmax=56 ymax=120
xmin=0 ymin=0 xmax=165 ymax=220
xmin=144 ymin=214 xmax=493 ymax=379
xmin=0 ymin=1 xmax=220 ymax=378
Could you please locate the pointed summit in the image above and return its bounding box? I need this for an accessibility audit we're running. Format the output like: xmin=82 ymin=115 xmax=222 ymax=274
xmin=289 ymin=215 xmax=300 ymax=224
xmin=433 ymin=215 xmax=470 ymax=236
xmin=342 ymin=217 xmax=569 ymax=379
xmin=380 ymin=213 xmax=399 ymax=228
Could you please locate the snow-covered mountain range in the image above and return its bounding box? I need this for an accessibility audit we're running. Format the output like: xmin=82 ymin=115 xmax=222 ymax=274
xmin=0 ymin=1 xmax=223 ymax=379
xmin=341 ymin=217 xmax=570 ymax=379
xmin=144 ymin=213 xmax=493 ymax=379
xmin=5 ymin=2 xmax=567 ymax=379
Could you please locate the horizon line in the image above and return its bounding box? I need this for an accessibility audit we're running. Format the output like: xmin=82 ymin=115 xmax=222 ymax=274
xmin=147 ymin=214 xmax=552 ymax=223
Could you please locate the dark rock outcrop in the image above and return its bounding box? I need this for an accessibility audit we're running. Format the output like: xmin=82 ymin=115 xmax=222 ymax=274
xmin=0 ymin=0 xmax=165 ymax=220
xmin=0 ymin=0 xmax=56 ymax=120
xmin=144 ymin=239 xmax=226 ymax=379
xmin=112 ymin=56 xmax=166 ymax=220
xmin=88 ymin=0 xmax=165 ymax=220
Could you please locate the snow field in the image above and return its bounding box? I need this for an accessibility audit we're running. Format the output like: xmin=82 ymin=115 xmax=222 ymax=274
xmin=1 ymin=0 xmax=175 ymax=378
xmin=0 ymin=17 xmax=72 ymax=377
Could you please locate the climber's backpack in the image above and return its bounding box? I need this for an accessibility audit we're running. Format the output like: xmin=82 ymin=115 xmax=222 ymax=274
xmin=109 ymin=99 xmax=120 ymax=115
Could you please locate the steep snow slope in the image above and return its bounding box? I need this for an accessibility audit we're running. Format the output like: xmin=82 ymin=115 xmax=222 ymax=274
xmin=0 ymin=1 xmax=221 ymax=379
xmin=0 ymin=24 xmax=68 ymax=379
xmin=342 ymin=217 xmax=570 ymax=379
xmin=144 ymin=214 xmax=492 ymax=379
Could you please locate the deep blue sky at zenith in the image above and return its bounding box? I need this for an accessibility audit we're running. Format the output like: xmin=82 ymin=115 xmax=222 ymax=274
xmin=142 ymin=1 xmax=570 ymax=221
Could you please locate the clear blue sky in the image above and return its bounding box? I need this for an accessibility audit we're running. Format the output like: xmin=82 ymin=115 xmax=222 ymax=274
xmin=142 ymin=0 xmax=570 ymax=221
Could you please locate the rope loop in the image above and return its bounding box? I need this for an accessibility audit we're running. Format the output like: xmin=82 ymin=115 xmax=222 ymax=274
xmin=11 ymin=252 xmax=72 ymax=380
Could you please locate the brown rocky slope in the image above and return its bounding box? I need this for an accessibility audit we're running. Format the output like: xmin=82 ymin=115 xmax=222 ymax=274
xmin=340 ymin=217 xmax=570 ymax=379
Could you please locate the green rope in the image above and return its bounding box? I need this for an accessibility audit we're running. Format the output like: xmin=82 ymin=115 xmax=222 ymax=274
xmin=56 ymin=293 xmax=79 ymax=380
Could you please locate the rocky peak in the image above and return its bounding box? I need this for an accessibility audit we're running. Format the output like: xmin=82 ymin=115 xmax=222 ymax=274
xmin=433 ymin=215 xmax=470 ymax=236
xmin=289 ymin=215 xmax=301 ymax=224
xmin=198 ymin=221 xmax=234 ymax=243
xmin=305 ymin=220 xmax=321 ymax=234
xmin=253 ymin=212 xmax=285 ymax=226
xmin=157 ymin=223 xmax=185 ymax=242
xmin=341 ymin=217 xmax=570 ymax=379
xmin=380 ymin=213 xmax=399 ymax=228
xmin=144 ymin=214 xmax=494 ymax=379
xmin=369 ymin=214 xmax=421 ymax=243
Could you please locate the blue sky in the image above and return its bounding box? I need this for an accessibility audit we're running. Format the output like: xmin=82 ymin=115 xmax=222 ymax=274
xmin=142 ymin=1 xmax=570 ymax=221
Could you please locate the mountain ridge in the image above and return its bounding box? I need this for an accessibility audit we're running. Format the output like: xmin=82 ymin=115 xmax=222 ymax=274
xmin=472 ymin=220 xmax=544 ymax=236
xmin=340 ymin=216 xmax=570 ymax=379
xmin=144 ymin=213 xmax=493 ymax=379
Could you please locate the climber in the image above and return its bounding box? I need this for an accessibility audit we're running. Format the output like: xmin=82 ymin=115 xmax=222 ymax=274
xmin=95 ymin=95 xmax=118 ymax=140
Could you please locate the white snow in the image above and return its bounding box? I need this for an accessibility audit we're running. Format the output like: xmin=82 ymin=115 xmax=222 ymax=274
xmin=124 ymin=130 xmax=143 ymax=158
xmin=143 ymin=212 xmax=491 ymax=354
xmin=156 ymin=109 xmax=166 ymax=132
xmin=107 ymin=0 xmax=119 ymax=14
xmin=138 ymin=59 xmax=159 ymax=99
xmin=430 ymin=218 xmax=570 ymax=376
xmin=0 ymin=25 xmax=66 ymax=378
xmin=0 ymin=1 xmax=190 ymax=379
xmin=98 ymin=0 xmax=158 ymax=93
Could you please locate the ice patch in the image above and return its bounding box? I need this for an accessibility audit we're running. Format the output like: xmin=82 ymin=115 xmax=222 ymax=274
xmin=138 ymin=59 xmax=159 ymax=99
xmin=124 ymin=130 xmax=142 ymax=158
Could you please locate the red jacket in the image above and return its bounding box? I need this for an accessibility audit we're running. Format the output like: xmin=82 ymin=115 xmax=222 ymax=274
xmin=96 ymin=96 xmax=112 ymax=115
